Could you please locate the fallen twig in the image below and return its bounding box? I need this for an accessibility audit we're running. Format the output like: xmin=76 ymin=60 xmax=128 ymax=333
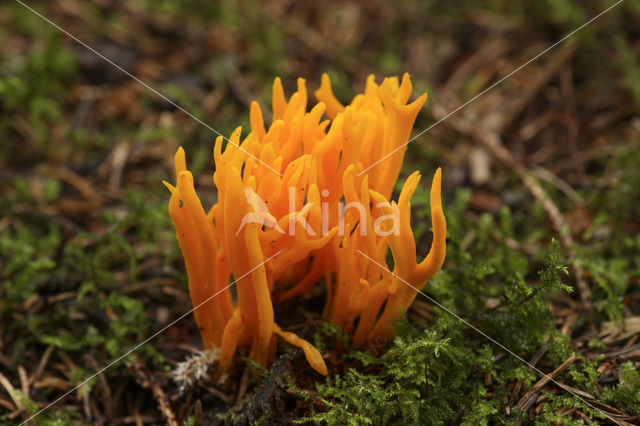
xmin=516 ymin=355 xmax=578 ymax=411
xmin=128 ymin=356 xmax=178 ymax=426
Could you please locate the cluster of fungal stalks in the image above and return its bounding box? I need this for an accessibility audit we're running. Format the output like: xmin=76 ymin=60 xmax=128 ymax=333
xmin=165 ymin=73 xmax=446 ymax=376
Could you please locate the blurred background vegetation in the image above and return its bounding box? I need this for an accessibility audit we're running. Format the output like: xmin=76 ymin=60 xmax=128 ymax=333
xmin=1 ymin=0 xmax=639 ymax=424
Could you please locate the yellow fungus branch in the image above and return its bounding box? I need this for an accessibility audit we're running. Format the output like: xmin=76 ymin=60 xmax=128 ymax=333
xmin=166 ymin=73 xmax=446 ymax=376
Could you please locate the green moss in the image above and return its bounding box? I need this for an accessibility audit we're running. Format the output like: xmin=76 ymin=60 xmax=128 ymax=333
xmin=602 ymin=362 xmax=640 ymax=415
xmin=297 ymin=233 xmax=582 ymax=424
xmin=0 ymin=26 xmax=77 ymax=160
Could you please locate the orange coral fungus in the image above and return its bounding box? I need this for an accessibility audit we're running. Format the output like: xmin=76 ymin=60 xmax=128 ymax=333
xmin=165 ymin=73 xmax=446 ymax=376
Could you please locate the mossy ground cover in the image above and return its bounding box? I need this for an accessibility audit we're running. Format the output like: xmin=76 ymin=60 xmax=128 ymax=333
xmin=1 ymin=1 xmax=639 ymax=424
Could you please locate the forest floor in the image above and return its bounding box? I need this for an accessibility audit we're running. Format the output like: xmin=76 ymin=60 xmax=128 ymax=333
xmin=1 ymin=0 xmax=639 ymax=424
